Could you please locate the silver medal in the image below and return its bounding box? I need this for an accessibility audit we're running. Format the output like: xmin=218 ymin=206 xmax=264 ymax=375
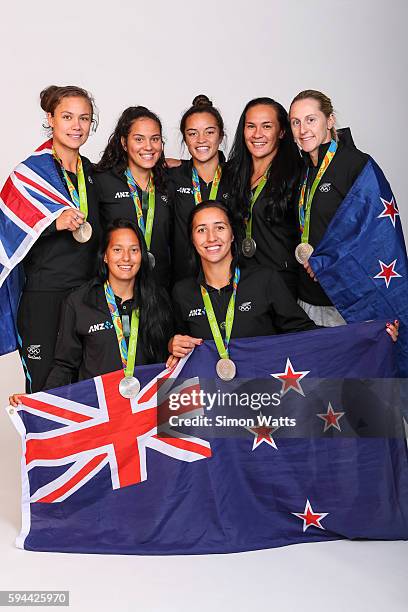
xmin=242 ymin=237 xmax=256 ymax=258
xmin=295 ymin=242 xmax=314 ymax=264
xmin=119 ymin=376 xmax=141 ymax=399
xmin=73 ymin=221 xmax=93 ymax=243
xmin=148 ymin=251 xmax=156 ymax=269
xmin=216 ymin=358 xmax=236 ymax=381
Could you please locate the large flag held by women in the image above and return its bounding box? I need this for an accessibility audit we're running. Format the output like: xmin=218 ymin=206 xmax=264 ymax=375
xmin=7 ymin=321 xmax=408 ymax=555
xmin=0 ymin=141 xmax=71 ymax=355
xmin=310 ymin=158 xmax=408 ymax=376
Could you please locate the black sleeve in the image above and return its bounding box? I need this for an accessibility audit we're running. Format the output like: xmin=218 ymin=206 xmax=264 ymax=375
xmin=38 ymin=220 xmax=58 ymax=239
xmin=171 ymin=285 xmax=190 ymax=335
xmin=266 ymin=271 xmax=318 ymax=333
xmin=44 ymin=299 xmax=83 ymax=389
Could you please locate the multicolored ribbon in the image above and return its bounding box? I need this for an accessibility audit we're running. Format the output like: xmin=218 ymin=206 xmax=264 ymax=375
xmin=298 ymin=139 xmax=338 ymax=243
xmin=104 ymin=281 xmax=140 ymax=376
xmin=245 ymin=166 xmax=270 ymax=240
xmin=200 ymin=266 xmax=240 ymax=359
xmin=52 ymin=148 xmax=88 ymax=218
xmin=192 ymin=164 xmax=222 ymax=205
xmin=125 ymin=169 xmax=155 ymax=250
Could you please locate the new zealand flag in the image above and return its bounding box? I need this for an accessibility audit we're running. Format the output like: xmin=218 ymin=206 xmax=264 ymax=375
xmin=7 ymin=321 xmax=408 ymax=555
xmin=310 ymin=158 xmax=408 ymax=376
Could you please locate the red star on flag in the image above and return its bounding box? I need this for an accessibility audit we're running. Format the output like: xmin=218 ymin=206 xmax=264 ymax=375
xmin=270 ymin=358 xmax=310 ymax=396
xmin=292 ymin=499 xmax=329 ymax=532
xmin=317 ymin=402 xmax=345 ymax=432
xmin=373 ymin=259 xmax=402 ymax=288
xmin=378 ymin=196 xmax=399 ymax=228
xmin=246 ymin=420 xmax=279 ymax=450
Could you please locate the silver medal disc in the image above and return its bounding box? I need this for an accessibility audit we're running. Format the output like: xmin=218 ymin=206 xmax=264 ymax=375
xmin=216 ymin=358 xmax=236 ymax=381
xmin=73 ymin=221 xmax=93 ymax=243
xmin=242 ymin=237 xmax=256 ymax=258
xmin=295 ymin=242 xmax=314 ymax=264
xmin=119 ymin=376 xmax=141 ymax=399
xmin=148 ymin=251 xmax=156 ymax=269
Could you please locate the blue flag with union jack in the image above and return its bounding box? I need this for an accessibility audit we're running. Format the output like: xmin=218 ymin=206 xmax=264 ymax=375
xmin=7 ymin=321 xmax=408 ymax=555
xmin=309 ymin=159 xmax=408 ymax=377
xmin=0 ymin=140 xmax=72 ymax=355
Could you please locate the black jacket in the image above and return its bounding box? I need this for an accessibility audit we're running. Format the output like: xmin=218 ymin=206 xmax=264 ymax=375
xmin=168 ymin=156 xmax=230 ymax=283
xmin=44 ymin=279 xmax=173 ymax=389
xmin=241 ymin=181 xmax=299 ymax=273
xmin=23 ymin=156 xmax=101 ymax=291
xmin=94 ymin=166 xmax=173 ymax=289
xmin=172 ymin=265 xmax=316 ymax=339
xmin=297 ymin=136 xmax=369 ymax=305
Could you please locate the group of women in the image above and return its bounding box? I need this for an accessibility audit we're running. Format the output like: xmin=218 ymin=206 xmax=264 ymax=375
xmin=7 ymin=85 xmax=398 ymax=404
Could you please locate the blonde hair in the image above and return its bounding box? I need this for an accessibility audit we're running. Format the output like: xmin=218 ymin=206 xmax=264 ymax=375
xmin=290 ymin=89 xmax=337 ymax=140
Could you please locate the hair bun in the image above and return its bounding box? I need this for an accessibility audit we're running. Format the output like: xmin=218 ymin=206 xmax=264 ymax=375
xmin=192 ymin=94 xmax=212 ymax=108
xmin=40 ymin=85 xmax=61 ymax=112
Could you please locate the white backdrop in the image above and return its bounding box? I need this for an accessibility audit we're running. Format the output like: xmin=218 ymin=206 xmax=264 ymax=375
xmin=0 ymin=3 xmax=407 ymax=609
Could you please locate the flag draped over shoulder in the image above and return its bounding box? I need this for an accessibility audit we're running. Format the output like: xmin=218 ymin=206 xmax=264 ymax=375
xmin=309 ymin=159 xmax=408 ymax=376
xmin=7 ymin=321 xmax=408 ymax=555
xmin=0 ymin=140 xmax=72 ymax=355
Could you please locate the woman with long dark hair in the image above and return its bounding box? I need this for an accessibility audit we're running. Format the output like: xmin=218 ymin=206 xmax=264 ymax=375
xmin=36 ymin=219 xmax=173 ymax=391
xmin=168 ymin=201 xmax=316 ymax=375
xmin=228 ymin=97 xmax=301 ymax=297
xmin=94 ymin=106 xmax=172 ymax=289
xmin=167 ymin=201 xmax=398 ymax=379
xmin=0 ymin=85 xmax=101 ymax=393
xmin=168 ymin=95 xmax=230 ymax=282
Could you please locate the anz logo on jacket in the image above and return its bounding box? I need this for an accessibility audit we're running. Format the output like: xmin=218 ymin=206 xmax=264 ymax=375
xmin=88 ymin=321 xmax=114 ymax=334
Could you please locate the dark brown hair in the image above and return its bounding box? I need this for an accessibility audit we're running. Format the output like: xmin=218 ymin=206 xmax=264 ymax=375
xmin=40 ymin=85 xmax=98 ymax=131
xmin=180 ymin=94 xmax=224 ymax=140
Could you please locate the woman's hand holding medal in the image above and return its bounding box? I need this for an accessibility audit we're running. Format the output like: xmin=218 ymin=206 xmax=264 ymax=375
xmin=56 ymin=208 xmax=85 ymax=232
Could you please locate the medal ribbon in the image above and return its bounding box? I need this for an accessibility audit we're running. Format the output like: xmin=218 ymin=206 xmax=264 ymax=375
xmin=245 ymin=167 xmax=270 ymax=239
xmin=125 ymin=169 xmax=155 ymax=251
xmin=104 ymin=281 xmax=140 ymax=377
xmin=192 ymin=164 xmax=222 ymax=205
xmin=298 ymin=139 xmax=337 ymax=243
xmin=200 ymin=266 xmax=240 ymax=360
xmin=52 ymin=148 xmax=88 ymax=218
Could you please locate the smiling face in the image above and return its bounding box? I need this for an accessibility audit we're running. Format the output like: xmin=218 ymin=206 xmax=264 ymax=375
xmin=48 ymin=96 xmax=92 ymax=152
xmin=289 ymin=98 xmax=335 ymax=163
xmin=243 ymin=104 xmax=284 ymax=162
xmin=122 ymin=117 xmax=163 ymax=174
xmin=191 ymin=207 xmax=234 ymax=266
xmin=104 ymin=228 xmax=142 ymax=284
xmin=184 ymin=112 xmax=222 ymax=164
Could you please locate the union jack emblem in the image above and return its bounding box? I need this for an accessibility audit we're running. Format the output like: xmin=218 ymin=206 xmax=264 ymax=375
xmin=0 ymin=140 xmax=72 ymax=286
xmin=13 ymin=358 xmax=211 ymax=503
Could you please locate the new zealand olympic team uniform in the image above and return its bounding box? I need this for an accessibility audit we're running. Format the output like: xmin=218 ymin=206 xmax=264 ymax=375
xmin=18 ymin=156 xmax=101 ymax=393
xmin=239 ymin=181 xmax=300 ymax=298
xmin=94 ymin=167 xmax=173 ymax=289
xmin=168 ymin=156 xmax=230 ymax=283
xmin=297 ymin=132 xmax=369 ymax=324
xmin=44 ymin=279 xmax=173 ymax=390
xmin=172 ymin=265 xmax=316 ymax=339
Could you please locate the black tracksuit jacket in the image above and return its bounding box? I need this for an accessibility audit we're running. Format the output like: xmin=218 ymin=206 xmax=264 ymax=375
xmin=44 ymin=279 xmax=173 ymax=389
xmin=297 ymin=135 xmax=369 ymax=306
xmin=172 ymin=265 xmax=316 ymax=339
xmin=94 ymin=166 xmax=173 ymax=289
xmin=23 ymin=156 xmax=101 ymax=291
xmin=167 ymin=156 xmax=230 ymax=283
